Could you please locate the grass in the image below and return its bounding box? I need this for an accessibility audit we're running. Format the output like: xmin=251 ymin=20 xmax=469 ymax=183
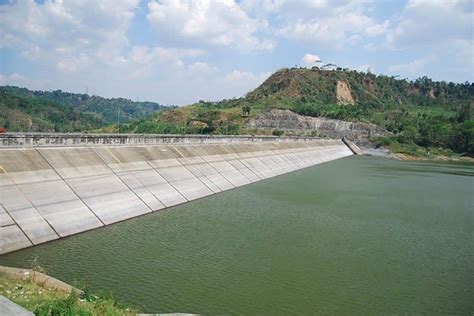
xmin=0 ymin=272 xmax=135 ymax=315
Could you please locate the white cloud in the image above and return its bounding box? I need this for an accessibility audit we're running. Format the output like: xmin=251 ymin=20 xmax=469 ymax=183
xmin=217 ymin=70 xmax=270 ymax=98
xmin=0 ymin=73 xmax=53 ymax=90
xmin=277 ymin=14 xmax=388 ymax=46
xmin=364 ymin=20 xmax=389 ymax=37
xmin=1 ymin=0 xmax=471 ymax=105
xmin=126 ymin=68 xmax=271 ymax=104
xmin=188 ymin=62 xmax=219 ymax=74
xmin=225 ymin=70 xmax=268 ymax=82
xmin=0 ymin=0 xmax=140 ymax=71
xmin=301 ymin=53 xmax=322 ymax=67
xmin=56 ymin=54 xmax=91 ymax=72
xmin=129 ymin=46 xmax=204 ymax=65
xmin=388 ymin=57 xmax=437 ymax=75
xmin=384 ymin=0 xmax=473 ymax=79
xmin=244 ymin=0 xmax=388 ymax=47
xmin=386 ymin=0 xmax=472 ymax=50
xmin=147 ymin=0 xmax=273 ymax=51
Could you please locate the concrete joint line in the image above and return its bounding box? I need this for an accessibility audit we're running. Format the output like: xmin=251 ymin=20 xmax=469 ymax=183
xmin=1 ymin=203 xmax=34 ymax=246
xmin=202 ymin=157 xmax=242 ymax=188
xmin=2 ymin=154 xmax=62 ymax=241
xmin=144 ymin=160 xmax=189 ymax=203
xmin=0 ymin=164 xmax=9 ymax=176
xmin=219 ymin=146 xmax=258 ymax=183
xmin=90 ymin=148 xmax=155 ymax=213
xmin=197 ymin=158 xmax=236 ymax=191
xmin=170 ymin=145 xmax=220 ymax=194
xmin=175 ymin=157 xmax=219 ymax=195
xmin=34 ymin=148 xmax=105 ymax=228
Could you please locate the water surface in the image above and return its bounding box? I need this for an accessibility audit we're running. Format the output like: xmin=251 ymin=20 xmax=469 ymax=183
xmin=1 ymin=156 xmax=473 ymax=314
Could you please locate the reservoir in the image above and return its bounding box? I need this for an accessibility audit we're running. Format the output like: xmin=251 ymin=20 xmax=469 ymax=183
xmin=0 ymin=156 xmax=472 ymax=314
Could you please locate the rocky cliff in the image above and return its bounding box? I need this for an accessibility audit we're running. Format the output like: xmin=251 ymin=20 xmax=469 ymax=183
xmin=248 ymin=109 xmax=391 ymax=142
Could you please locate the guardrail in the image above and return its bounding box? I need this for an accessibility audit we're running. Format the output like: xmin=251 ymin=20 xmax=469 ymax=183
xmin=0 ymin=133 xmax=324 ymax=148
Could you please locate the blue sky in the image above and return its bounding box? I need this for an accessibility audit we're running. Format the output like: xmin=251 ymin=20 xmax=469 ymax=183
xmin=0 ymin=0 xmax=472 ymax=105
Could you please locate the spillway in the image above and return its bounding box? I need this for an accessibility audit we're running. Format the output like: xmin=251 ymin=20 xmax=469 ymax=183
xmin=0 ymin=133 xmax=353 ymax=254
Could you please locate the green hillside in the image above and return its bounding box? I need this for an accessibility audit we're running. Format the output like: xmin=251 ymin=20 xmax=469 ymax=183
xmin=0 ymin=86 xmax=168 ymax=132
xmin=121 ymin=68 xmax=473 ymax=156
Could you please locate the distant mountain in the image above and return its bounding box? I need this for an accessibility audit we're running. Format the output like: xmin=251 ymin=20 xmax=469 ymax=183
xmin=121 ymin=67 xmax=473 ymax=156
xmin=0 ymin=86 xmax=170 ymax=132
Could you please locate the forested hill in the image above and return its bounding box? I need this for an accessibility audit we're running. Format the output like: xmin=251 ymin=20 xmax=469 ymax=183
xmin=122 ymin=67 xmax=473 ymax=156
xmin=0 ymin=86 xmax=169 ymax=132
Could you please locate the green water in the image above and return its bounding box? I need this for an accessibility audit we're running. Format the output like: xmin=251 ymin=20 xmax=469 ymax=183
xmin=1 ymin=156 xmax=473 ymax=314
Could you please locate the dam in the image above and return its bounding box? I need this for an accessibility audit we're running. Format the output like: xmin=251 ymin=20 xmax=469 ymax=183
xmin=0 ymin=133 xmax=353 ymax=254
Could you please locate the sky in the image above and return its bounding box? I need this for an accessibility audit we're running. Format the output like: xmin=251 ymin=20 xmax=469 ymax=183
xmin=0 ymin=0 xmax=472 ymax=105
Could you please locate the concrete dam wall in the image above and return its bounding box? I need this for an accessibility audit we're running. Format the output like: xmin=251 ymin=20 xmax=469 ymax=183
xmin=0 ymin=134 xmax=353 ymax=254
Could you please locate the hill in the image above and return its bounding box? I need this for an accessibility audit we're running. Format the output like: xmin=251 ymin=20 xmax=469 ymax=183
xmin=0 ymin=86 xmax=168 ymax=132
xmin=121 ymin=67 xmax=473 ymax=156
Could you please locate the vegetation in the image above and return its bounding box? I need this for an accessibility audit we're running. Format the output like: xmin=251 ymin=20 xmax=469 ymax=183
xmin=1 ymin=67 xmax=472 ymax=156
xmin=0 ymin=271 xmax=134 ymax=315
xmin=272 ymin=129 xmax=285 ymax=136
xmin=120 ymin=68 xmax=473 ymax=156
xmin=0 ymin=86 xmax=169 ymax=132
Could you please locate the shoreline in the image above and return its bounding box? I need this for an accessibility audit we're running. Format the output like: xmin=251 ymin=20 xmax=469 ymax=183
xmin=392 ymin=153 xmax=474 ymax=163
xmin=361 ymin=146 xmax=474 ymax=163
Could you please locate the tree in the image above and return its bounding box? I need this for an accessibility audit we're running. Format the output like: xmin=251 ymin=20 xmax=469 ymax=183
xmin=241 ymin=105 xmax=251 ymax=117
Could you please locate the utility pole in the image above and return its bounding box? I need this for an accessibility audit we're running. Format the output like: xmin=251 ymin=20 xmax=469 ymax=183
xmin=117 ymin=104 xmax=120 ymax=133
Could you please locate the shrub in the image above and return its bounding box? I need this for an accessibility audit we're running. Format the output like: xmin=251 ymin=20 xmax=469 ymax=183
xmin=272 ymin=129 xmax=284 ymax=136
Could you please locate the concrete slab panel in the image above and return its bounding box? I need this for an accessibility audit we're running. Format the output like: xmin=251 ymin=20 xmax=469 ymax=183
xmin=67 ymin=174 xmax=151 ymax=225
xmin=256 ymin=155 xmax=287 ymax=175
xmin=197 ymin=165 xmax=234 ymax=191
xmin=227 ymin=159 xmax=261 ymax=182
xmin=93 ymin=147 xmax=151 ymax=172
xmin=142 ymin=146 xmax=180 ymax=164
xmin=19 ymin=180 xmax=103 ymax=237
xmin=227 ymin=144 xmax=255 ymax=157
xmin=0 ymin=225 xmax=32 ymax=254
xmin=0 ymin=149 xmax=59 ymax=185
xmin=242 ymin=157 xmax=276 ymax=179
xmin=8 ymin=207 xmax=58 ymax=245
xmin=138 ymin=146 xmax=223 ymax=198
xmin=82 ymin=190 xmax=151 ymax=225
xmin=0 ymin=204 xmax=14 ymax=227
xmin=0 ymin=173 xmax=14 ymax=187
xmin=117 ymin=174 xmax=165 ymax=211
xmin=156 ymin=166 xmax=213 ymax=201
xmin=126 ymin=169 xmax=186 ymax=207
xmin=67 ymin=174 xmax=127 ymax=198
xmin=0 ymin=185 xmax=57 ymax=244
xmin=272 ymin=153 xmax=299 ymax=172
xmin=175 ymin=156 xmax=225 ymax=192
xmin=183 ymin=163 xmax=226 ymax=193
xmin=187 ymin=145 xmax=222 ymax=162
xmin=38 ymin=148 xmax=111 ymax=178
xmin=268 ymin=154 xmax=293 ymax=174
xmin=236 ymin=158 xmax=267 ymax=180
xmin=35 ymin=200 xmax=103 ymax=237
xmin=206 ymin=160 xmax=250 ymax=187
xmin=169 ymin=145 xmax=200 ymax=158
xmin=187 ymin=145 xmax=252 ymax=186
xmin=278 ymin=153 xmax=297 ymax=169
